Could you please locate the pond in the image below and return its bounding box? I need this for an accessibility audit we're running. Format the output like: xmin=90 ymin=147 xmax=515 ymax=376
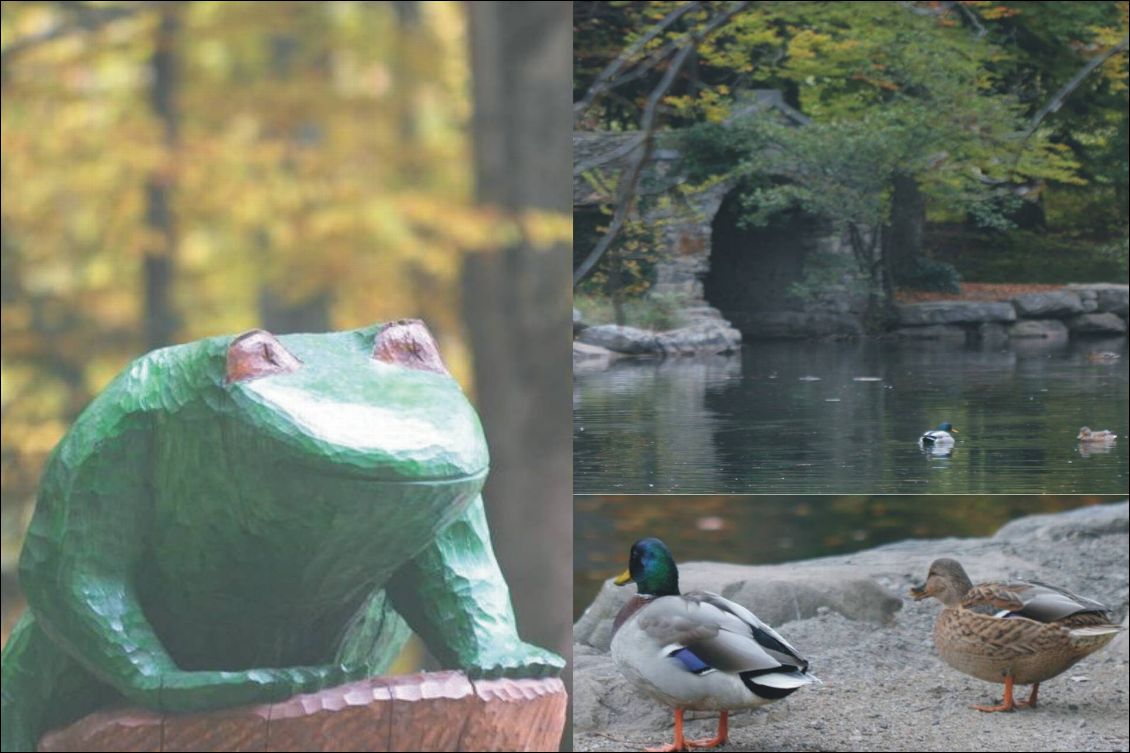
xmin=573 ymin=494 xmax=1124 ymax=619
xmin=573 ymin=336 xmax=1129 ymax=494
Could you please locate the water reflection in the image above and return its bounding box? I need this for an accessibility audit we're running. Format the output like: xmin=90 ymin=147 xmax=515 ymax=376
xmin=572 ymin=494 xmax=1125 ymax=619
xmin=1078 ymin=441 xmax=1118 ymax=459
xmin=574 ymin=336 xmax=1129 ymax=493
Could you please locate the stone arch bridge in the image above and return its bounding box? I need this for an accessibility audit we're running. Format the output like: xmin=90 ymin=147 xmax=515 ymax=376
xmin=573 ymin=92 xmax=869 ymax=339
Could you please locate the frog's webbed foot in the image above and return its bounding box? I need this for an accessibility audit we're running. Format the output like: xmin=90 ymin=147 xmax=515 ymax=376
xmin=154 ymin=665 xmax=349 ymax=713
xmin=464 ymin=641 xmax=565 ymax=680
xmin=389 ymin=494 xmax=563 ymax=680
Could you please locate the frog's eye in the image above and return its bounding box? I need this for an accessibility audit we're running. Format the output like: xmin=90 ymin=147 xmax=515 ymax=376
xmin=372 ymin=319 xmax=448 ymax=375
xmin=226 ymin=329 xmax=302 ymax=383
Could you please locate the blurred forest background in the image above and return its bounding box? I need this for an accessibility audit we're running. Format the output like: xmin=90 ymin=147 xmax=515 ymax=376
xmin=0 ymin=0 xmax=571 ymax=686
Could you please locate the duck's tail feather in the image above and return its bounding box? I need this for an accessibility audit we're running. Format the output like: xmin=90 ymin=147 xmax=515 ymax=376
xmin=739 ymin=667 xmax=821 ymax=699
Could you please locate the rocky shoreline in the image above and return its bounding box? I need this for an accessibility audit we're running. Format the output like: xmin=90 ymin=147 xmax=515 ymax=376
xmin=573 ymin=304 xmax=743 ymax=370
xmin=893 ymin=284 xmax=1129 ymax=342
xmin=573 ymin=285 xmax=1128 ymax=367
xmin=573 ymin=502 xmax=1130 ymax=752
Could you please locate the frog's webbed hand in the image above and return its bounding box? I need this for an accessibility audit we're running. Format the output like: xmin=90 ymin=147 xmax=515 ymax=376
xmin=21 ymin=413 xmax=343 ymax=714
xmin=387 ymin=494 xmax=564 ymax=679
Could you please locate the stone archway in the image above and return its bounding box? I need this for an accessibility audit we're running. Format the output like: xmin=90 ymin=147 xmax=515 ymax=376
xmin=703 ymin=190 xmax=824 ymax=338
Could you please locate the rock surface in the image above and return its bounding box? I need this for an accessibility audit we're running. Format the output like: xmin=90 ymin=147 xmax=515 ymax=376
xmin=576 ymin=325 xmax=659 ymax=355
xmin=1068 ymin=313 xmax=1128 ymax=335
xmin=574 ymin=502 xmax=1130 ymax=752
xmin=1012 ymin=291 xmax=1085 ymax=318
xmin=1007 ymin=319 xmax=1070 ymax=339
xmin=1068 ymin=284 xmax=1130 ymax=317
xmin=656 ymin=323 xmax=742 ymax=357
xmin=894 ymin=301 xmax=1017 ymax=326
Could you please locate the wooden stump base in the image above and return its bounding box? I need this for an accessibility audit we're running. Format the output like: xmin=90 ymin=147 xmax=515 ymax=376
xmin=37 ymin=671 xmax=567 ymax=752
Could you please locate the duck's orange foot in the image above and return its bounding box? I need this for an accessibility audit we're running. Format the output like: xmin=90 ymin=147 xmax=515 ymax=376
xmin=1015 ymin=682 xmax=1039 ymax=709
xmin=972 ymin=701 xmax=1015 ymax=712
xmin=973 ymin=675 xmax=1020 ymax=712
xmin=647 ymin=707 xmax=689 ymax=751
xmin=686 ymin=710 xmax=729 ymax=749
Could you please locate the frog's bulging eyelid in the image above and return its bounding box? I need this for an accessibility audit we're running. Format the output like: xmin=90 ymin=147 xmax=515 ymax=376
xmin=225 ymin=330 xmax=303 ymax=383
xmin=370 ymin=319 xmax=449 ymax=375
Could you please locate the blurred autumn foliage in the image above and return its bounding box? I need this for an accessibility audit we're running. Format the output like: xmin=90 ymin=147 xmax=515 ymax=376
xmin=1 ymin=1 xmax=568 ymax=562
xmin=1 ymin=2 xmax=574 ymax=696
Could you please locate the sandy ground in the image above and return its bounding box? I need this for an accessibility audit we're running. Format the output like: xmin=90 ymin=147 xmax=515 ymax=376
xmin=573 ymin=502 xmax=1130 ymax=752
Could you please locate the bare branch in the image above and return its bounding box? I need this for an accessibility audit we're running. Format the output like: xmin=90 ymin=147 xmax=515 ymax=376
xmin=573 ymin=133 xmax=645 ymax=176
xmin=573 ymin=1 xmax=751 ymax=287
xmin=573 ymin=2 xmax=703 ymax=124
xmin=573 ymin=42 xmax=697 ymax=286
xmin=950 ymin=2 xmax=986 ymax=38
xmin=1024 ymin=35 xmax=1129 ymax=139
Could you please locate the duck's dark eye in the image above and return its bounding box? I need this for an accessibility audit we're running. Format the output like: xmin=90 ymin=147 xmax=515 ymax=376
xmin=372 ymin=319 xmax=448 ymax=375
xmin=226 ymin=329 xmax=302 ymax=382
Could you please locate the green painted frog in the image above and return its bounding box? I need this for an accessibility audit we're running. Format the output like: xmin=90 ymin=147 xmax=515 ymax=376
xmin=0 ymin=320 xmax=563 ymax=752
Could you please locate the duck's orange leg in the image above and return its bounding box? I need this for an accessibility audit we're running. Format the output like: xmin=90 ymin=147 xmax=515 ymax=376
xmin=1016 ymin=682 xmax=1039 ymax=709
xmin=646 ymin=707 xmax=688 ymax=752
xmin=973 ymin=675 xmax=1018 ymax=712
xmin=687 ymin=710 xmax=729 ymax=749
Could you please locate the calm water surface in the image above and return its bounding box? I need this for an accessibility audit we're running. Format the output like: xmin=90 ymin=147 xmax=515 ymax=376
xmin=574 ymin=337 xmax=1129 ymax=494
xmin=573 ymin=495 xmax=1124 ymax=618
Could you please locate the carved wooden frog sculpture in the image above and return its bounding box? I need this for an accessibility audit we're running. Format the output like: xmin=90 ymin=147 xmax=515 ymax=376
xmin=0 ymin=320 xmax=563 ymax=752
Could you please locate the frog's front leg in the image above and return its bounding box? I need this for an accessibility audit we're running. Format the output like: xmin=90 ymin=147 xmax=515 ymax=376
xmin=387 ymin=494 xmax=564 ymax=679
xmin=17 ymin=415 xmax=348 ymax=724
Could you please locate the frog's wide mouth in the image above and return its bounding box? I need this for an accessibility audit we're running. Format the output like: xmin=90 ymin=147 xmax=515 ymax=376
xmin=284 ymin=462 xmax=489 ymax=485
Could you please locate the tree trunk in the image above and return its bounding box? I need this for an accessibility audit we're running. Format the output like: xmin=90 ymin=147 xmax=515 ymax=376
xmin=883 ymin=171 xmax=924 ymax=286
xmin=463 ymin=1 xmax=572 ymax=744
xmin=143 ymin=5 xmax=180 ymax=350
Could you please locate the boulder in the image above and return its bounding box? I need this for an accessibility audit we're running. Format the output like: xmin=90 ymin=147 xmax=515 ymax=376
xmin=1011 ymin=291 xmax=1084 ymax=318
xmin=576 ymin=324 xmax=659 ymax=355
xmin=1067 ymin=284 xmax=1130 ymax=317
xmin=993 ymin=501 xmax=1129 ymax=542
xmin=894 ymin=301 xmax=1016 ymax=326
xmin=655 ymin=323 xmax=742 ymax=356
xmin=1007 ymin=319 xmax=1070 ymax=339
xmin=1067 ymin=313 xmax=1127 ymax=335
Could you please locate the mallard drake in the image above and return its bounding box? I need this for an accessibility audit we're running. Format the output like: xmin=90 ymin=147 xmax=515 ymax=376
xmin=610 ymin=538 xmax=819 ymax=751
xmin=919 ymin=422 xmax=958 ymax=447
xmin=1077 ymin=427 xmax=1117 ymax=442
xmin=911 ymin=558 xmax=1123 ymax=712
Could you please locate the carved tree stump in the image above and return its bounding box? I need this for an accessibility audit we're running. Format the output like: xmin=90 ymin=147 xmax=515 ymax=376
xmin=37 ymin=671 xmax=567 ymax=752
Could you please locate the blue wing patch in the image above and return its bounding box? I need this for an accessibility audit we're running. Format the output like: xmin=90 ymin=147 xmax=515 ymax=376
xmin=667 ymin=647 xmax=713 ymax=675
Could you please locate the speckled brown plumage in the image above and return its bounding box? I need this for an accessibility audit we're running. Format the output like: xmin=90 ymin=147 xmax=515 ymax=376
xmin=912 ymin=558 xmax=1123 ymax=712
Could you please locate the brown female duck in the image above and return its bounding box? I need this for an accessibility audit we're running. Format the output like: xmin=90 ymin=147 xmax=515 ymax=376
xmin=911 ymin=558 xmax=1123 ymax=712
